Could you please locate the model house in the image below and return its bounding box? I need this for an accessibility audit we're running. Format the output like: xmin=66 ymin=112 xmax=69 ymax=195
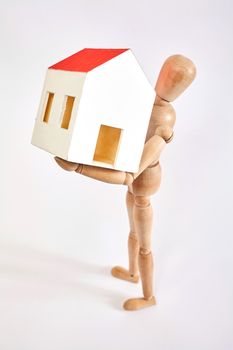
xmin=31 ymin=48 xmax=155 ymax=172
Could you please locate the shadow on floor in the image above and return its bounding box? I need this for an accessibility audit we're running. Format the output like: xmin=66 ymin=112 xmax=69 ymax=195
xmin=0 ymin=243 xmax=129 ymax=311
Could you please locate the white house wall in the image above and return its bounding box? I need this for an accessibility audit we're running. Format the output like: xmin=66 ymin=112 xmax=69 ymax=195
xmin=68 ymin=50 xmax=155 ymax=172
xmin=31 ymin=69 xmax=86 ymax=159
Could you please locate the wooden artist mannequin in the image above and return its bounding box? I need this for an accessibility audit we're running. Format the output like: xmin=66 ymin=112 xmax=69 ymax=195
xmin=55 ymin=55 xmax=196 ymax=311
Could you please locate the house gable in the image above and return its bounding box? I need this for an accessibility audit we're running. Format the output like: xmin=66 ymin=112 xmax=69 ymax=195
xmin=68 ymin=50 xmax=155 ymax=172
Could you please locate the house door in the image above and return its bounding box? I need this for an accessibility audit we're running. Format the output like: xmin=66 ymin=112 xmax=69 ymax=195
xmin=93 ymin=124 xmax=122 ymax=165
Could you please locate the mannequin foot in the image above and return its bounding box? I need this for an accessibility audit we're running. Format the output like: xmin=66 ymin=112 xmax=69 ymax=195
xmin=111 ymin=266 xmax=139 ymax=283
xmin=123 ymin=296 xmax=156 ymax=311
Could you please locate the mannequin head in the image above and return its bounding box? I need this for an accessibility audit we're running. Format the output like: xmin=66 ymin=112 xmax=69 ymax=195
xmin=155 ymin=55 xmax=196 ymax=102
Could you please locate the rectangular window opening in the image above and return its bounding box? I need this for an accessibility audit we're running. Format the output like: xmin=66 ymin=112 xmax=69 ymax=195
xmin=43 ymin=92 xmax=54 ymax=123
xmin=93 ymin=124 xmax=122 ymax=165
xmin=61 ymin=96 xmax=75 ymax=129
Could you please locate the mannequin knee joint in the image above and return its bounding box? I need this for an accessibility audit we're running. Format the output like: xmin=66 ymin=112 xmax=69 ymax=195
xmin=135 ymin=196 xmax=150 ymax=208
xmin=139 ymin=247 xmax=151 ymax=255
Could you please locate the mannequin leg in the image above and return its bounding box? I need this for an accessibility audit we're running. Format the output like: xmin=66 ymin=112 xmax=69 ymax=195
xmin=123 ymin=195 xmax=156 ymax=310
xmin=111 ymin=190 xmax=139 ymax=283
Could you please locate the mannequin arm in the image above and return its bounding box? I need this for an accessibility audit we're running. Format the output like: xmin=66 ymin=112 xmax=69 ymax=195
xmin=55 ymin=157 xmax=131 ymax=184
xmin=54 ymin=134 xmax=166 ymax=185
xmin=134 ymin=134 xmax=166 ymax=178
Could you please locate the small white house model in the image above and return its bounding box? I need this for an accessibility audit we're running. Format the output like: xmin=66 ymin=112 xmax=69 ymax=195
xmin=31 ymin=48 xmax=155 ymax=172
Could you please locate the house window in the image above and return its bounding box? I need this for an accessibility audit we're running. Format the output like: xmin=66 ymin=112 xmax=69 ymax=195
xmin=42 ymin=92 xmax=54 ymax=123
xmin=93 ymin=124 xmax=122 ymax=165
xmin=61 ymin=96 xmax=75 ymax=129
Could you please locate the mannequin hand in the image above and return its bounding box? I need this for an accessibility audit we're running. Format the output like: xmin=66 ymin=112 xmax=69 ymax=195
xmin=54 ymin=157 xmax=80 ymax=171
xmin=54 ymin=156 xmax=133 ymax=185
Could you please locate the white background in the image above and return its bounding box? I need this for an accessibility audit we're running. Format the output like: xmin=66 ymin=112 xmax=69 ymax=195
xmin=0 ymin=1 xmax=233 ymax=349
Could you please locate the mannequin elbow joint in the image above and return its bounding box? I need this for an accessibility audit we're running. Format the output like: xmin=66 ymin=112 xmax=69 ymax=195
xmin=124 ymin=172 xmax=134 ymax=185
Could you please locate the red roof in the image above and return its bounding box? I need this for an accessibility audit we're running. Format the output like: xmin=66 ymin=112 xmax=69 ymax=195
xmin=49 ymin=48 xmax=129 ymax=73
